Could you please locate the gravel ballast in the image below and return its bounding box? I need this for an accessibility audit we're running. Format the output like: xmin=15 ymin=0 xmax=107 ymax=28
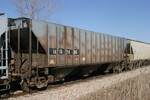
xmin=9 ymin=66 xmax=150 ymax=100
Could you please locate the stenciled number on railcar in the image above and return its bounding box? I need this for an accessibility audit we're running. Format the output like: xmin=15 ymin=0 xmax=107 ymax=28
xmin=49 ymin=48 xmax=57 ymax=55
xmin=58 ymin=48 xmax=65 ymax=55
xmin=74 ymin=49 xmax=79 ymax=55
xmin=49 ymin=48 xmax=79 ymax=55
xmin=66 ymin=49 xmax=73 ymax=55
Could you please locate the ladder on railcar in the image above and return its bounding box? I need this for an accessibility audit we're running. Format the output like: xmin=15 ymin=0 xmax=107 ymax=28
xmin=0 ymin=42 xmax=8 ymax=79
xmin=0 ymin=13 xmax=8 ymax=80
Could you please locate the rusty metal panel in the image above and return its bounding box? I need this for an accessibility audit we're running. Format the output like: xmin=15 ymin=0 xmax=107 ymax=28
xmin=91 ymin=32 xmax=96 ymax=63
xmin=85 ymin=31 xmax=87 ymax=63
xmin=117 ymin=37 xmax=120 ymax=61
xmin=100 ymin=34 xmax=105 ymax=62
xmin=115 ymin=37 xmax=119 ymax=61
xmin=48 ymin=23 xmax=57 ymax=66
xmin=95 ymin=33 xmax=97 ymax=63
xmin=124 ymin=39 xmax=127 ymax=59
xmin=123 ymin=39 xmax=127 ymax=60
xmin=80 ymin=30 xmax=86 ymax=64
xmin=99 ymin=34 xmax=101 ymax=63
xmin=111 ymin=36 xmax=114 ymax=62
xmin=58 ymin=25 xmax=66 ymax=66
xmin=108 ymin=35 xmax=112 ymax=62
xmin=107 ymin=35 xmax=109 ymax=62
xmin=118 ymin=37 xmax=121 ymax=61
xmin=73 ymin=28 xmax=80 ymax=65
xmin=66 ymin=27 xmax=73 ymax=65
xmin=119 ymin=38 xmax=122 ymax=61
xmin=118 ymin=38 xmax=122 ymax=61
xmin=121 ymin=38 xmax=125 ymax=60
xmin=86 ymin=31 xmax=91 ymax=63
xmin=96 ymin=33 xmax=100 ymax=63
xmin=104 ymin=34 xmax=109 ymax=62
xmin=113 ymin=36 xmax=116 ymax=61
xmin=121 ymin=38 xmax=123 ymax=60
xmin=112 ymin=36 xmax=116 ymax=61
xmin=120 ymin=38 xmax=124 ymax=60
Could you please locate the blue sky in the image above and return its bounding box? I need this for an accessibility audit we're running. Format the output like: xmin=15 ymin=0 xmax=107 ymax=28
xmin=1 ymin=0 xmax=150 ymax=43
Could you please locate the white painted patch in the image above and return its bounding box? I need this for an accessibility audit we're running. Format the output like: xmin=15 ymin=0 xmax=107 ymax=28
xmin=82 ymin=57 xmax=85 ymax=61
xmin=50 ymin=60 xmax=54 ymax=64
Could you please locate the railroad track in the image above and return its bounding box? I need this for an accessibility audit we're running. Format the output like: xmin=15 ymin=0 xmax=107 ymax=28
xmin=1 ymin=72 xmax=110 ymax=99
xmin=0 ymin=65 xmax=148 ymax=99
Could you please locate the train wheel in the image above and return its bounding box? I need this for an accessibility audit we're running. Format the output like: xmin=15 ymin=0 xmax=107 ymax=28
xmin=21 ymin=79 xmax=30 ymax=92
xmin=113 ymin=66 xmax=119 ymax=73
xmin=36 ymin=77 xmax=48 ymax=89
xmin=128 ymin=63 xmax=133 ymax=70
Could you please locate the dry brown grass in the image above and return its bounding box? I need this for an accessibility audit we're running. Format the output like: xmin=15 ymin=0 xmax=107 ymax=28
xmin=79 ymin=72 xmax=150 ymax=100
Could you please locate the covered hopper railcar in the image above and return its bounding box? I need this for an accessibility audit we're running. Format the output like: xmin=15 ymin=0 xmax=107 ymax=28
xmin=0 ymin=17 xmax=150 ymax=92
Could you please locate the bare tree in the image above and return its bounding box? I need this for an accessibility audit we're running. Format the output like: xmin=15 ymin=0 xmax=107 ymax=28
xmin=11 ymin=0 xmax=63 ymax=21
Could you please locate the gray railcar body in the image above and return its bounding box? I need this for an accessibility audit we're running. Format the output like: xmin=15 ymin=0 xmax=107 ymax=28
xmin=1 ymin=17 xmax=150 ymax=93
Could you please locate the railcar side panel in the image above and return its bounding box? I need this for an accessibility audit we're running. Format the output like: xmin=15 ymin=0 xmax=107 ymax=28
xmin=73 ymin=28 xmax=80 ymax=65
xmin=66 ymin=27 xmax=73 ymax=65
xmin=32 ymin=20 xmax=48 ymax=53
xmin=80 ymin=30 xmax=86 ymax=64
xmin=123 ymin=39 xmax=127 ymax=60
xmin=32 ymin=20 xmax=48 ymax=67
xmin=100 ymin=34 xmax=105 ymax=62
xmin=108 ymin=35 xmax=112 ymax=62
xmin=92 ymin=32 xmax=96 ymax=63
xmin=58 ymin=25 xmax=66 ymax=66
xmin=20 ymin=19 xmax=129 ymax=67
xmin=112 ymin=36 xmax=115 ymax=61
xmin=119 ymin=38 xmax=122 ymax=60
xmin=32 ymin=20 xmax=128 ymax=66
xmin=105 ymin=34 xmax=109 ymax=62
xmin=96 ymin=33 xmax=100 ymax=63
xmin=86 ymin=31 xmax=91 ymax=64
xmin=48 ymin=23 xmax=57 ymax=66
xmin=115 ymin=37 xmax=119 ymax=61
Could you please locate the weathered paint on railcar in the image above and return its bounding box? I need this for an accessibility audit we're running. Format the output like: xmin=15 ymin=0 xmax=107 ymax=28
xmin=46 ymin=24 xmax=126 ymax=66
xmin=116 ymin=37 xmax=120 ymax=62
xmin=66 ymin=27 xmax=73 ymax=65
xmin=9 ymin=18 xmax=127 ymax=68
xmin=100 ymin=34 xmax=105 ymax=62
xmin=96 ymin=33 xmax=100 ymax=63
xmin=108 ymin=35 xmax=112 ymax=62
xmin=48 ymin=23 xmax=57 ymax=66
xmin=91 ymin=32 xmax=96 ymax=63
xmin=73 ymin=28 xmax=80 ymax=65
xmin=86 ymin=31 xmax=91 ymax=64
xmin=105 ymin=34 xmax=109 ymax=62
xmin=112 ymin=36 xmax=116 ymax=61
xmin=80 ymin=30 xmax=86 ymax=64
xmin=6 ymin=17 xmax=150 ymax=91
